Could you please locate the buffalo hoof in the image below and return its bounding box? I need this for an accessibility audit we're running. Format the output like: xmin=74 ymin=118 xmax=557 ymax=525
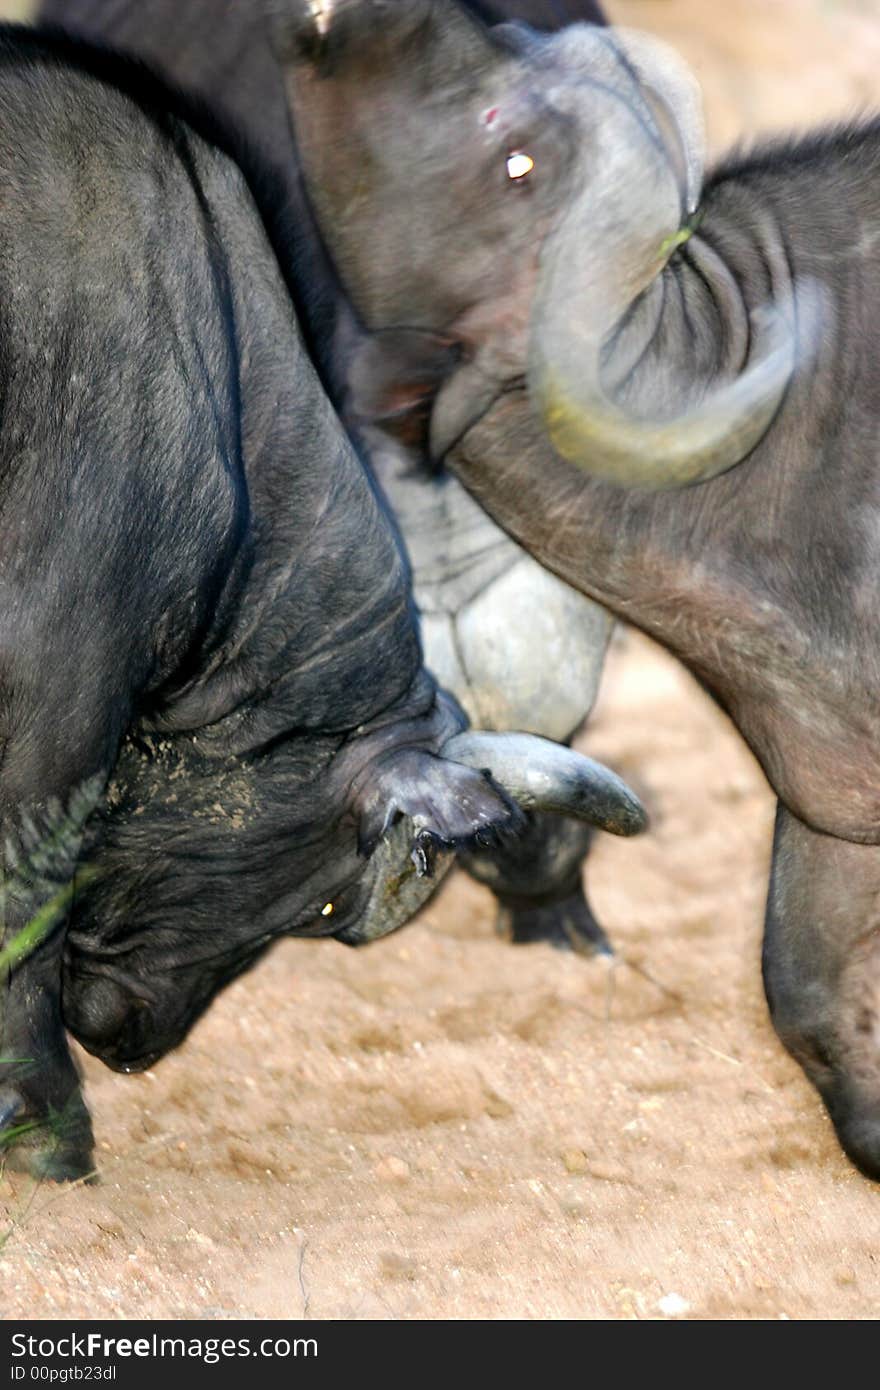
xmin=497 ymin=890 xmax=613 ymax=957
xmin=834 ymin=1117 xmax=880 ymax=1183
xmin=822 ymin=1089 xmax=880 ymax=1183
xmin=0 ymin=1088 xmax=96 ymax=1184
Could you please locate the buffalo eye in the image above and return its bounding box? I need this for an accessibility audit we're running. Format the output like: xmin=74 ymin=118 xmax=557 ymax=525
xmin=506 ymin=152 xmax=535 ymax=181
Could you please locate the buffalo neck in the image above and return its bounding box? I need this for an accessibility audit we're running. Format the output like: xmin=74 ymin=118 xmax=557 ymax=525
xmin=451 ymin=123 xmax=880 ymax=843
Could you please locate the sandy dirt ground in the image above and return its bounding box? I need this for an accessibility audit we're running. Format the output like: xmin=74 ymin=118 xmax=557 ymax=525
xmin=4 ymin=0 xmax=880 ymax=1322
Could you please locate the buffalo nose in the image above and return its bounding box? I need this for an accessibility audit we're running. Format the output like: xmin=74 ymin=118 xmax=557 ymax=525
xmin=65 ymin=975 xmax=154 ymax=1067
xmin=65 ymin=975 xmax=132 ymax=1047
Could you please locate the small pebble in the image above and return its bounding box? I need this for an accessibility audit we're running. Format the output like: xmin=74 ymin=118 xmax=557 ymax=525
xmin=380 ymin=1251 xmax=418 ymax=1281
xmin=185 ymin=1229 xmax=214 ymax=1248
xmin=483 ymin=1088 xmax=513 ymax=1119
xmin=657 ymin=1292 xmax=690 ymax=1317
xmin=374 ymin=1155 xmax=410 ymax=1182
xmin=562 ymin=1148 xmax=588 ymax=1174
xmin=587 ymin=1159 xmax=629 ymax=1183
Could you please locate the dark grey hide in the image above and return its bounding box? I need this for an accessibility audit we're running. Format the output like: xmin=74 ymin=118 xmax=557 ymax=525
xmin=0 ymin=26 xmax=645 ymax=1181
xmin=35 ymin=0 xmax=620 ymax=957
xmin=271 ymin=3 xmax=880 ymax=1180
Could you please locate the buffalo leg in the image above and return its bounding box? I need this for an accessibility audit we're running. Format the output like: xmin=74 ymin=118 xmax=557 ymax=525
xmin=0 ymin=669 xmax=119 ymax=1181
xmin=1 ymin=929 xmax=95 ymax=1183
xmin=763 ymin=802 xmax=880 ymax=1180
xmin=460 ymin=812 xmax=610 ymax=955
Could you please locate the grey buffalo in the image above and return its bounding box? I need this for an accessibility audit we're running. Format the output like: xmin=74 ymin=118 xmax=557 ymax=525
xmin=265 ymin=1 xmax=880 ymax=1179
xmin=0 ymin=23 xmax=646 ymax=1180
xmin=35 ymin=0 xmax=622 ymax=955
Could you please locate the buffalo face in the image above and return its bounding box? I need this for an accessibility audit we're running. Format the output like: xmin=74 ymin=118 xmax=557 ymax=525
xmin=58 ymin=695 xmax=513 ymax=1071
xmin=62 ymin=702 xmax=645 ymax=1072
xmin=272 ymin=4 xmax=812 ymax=487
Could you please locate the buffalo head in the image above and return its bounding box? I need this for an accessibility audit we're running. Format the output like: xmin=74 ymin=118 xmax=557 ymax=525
xmin=268 ymin=2 xmax=817 ymax=487
xmin=63 ymin=708 xmax=645 ymax=1073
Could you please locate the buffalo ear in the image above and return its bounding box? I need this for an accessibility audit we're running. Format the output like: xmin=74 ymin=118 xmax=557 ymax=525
xmin=347 ymin=329 xmax=462 ymax=450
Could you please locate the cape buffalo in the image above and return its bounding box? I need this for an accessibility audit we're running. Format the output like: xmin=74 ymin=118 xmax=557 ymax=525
xmin=33 ymin=0 xmax=622 ymax=957
xmin=265 ymin=1 xmax=880 ymax=1179
xmin=0 ymin=23 xmax=646 ymax=1180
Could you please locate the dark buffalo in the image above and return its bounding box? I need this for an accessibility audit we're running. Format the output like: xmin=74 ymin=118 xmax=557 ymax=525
xmin=33 ymin=0 xmax=621 ymax=957
xmin=260 ymin=2 xmax=880 ymax=1179
xmin=0 ymin=23 xmax=646 ymax=1180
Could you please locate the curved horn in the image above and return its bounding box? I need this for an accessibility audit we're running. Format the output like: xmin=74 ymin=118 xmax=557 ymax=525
xmin=336 ymin=729 xmax=646 ymax=946
xmin=442 ymin=731 xmax=647 ymax=836
xmin=593 ymin=28 xmax=705 ymax=219
xmin=335 ymin=819 xmax=456 ymax=946
xmin=530 ymin=258 xmax=816 ymax=490
xmin=526 ymin=27 xmax=824 ymax=489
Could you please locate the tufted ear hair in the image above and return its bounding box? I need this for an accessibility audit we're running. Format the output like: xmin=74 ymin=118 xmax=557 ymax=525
xmin=346 ymin=328 xmax=462 ymax=457
xmin=348 ymin=329 xmax=462 ymax=425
